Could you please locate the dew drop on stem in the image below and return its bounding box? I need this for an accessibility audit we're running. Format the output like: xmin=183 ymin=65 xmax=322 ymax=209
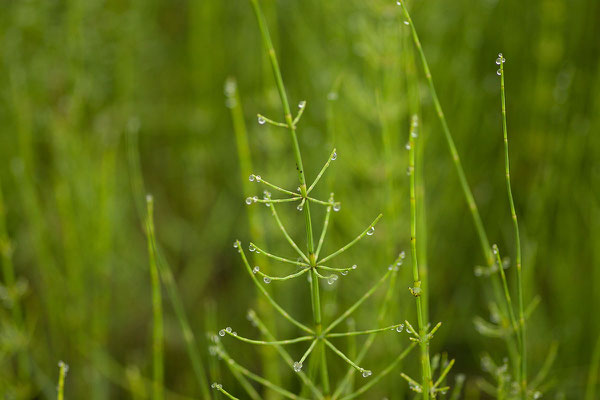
xmin=333 ymin=202 xmax=341 ymax=212
xmin=257 ymin=116 xmax=266 ymax=125
xmin=293 ymin=361 xmax=303 ymax=372
xmin=367 ymin=227 xmax=375 ymax=236
xmin=362 ymin=369 xmax=372 ymax=378
xmin=263 ymin=277 xmax=271 ymax=284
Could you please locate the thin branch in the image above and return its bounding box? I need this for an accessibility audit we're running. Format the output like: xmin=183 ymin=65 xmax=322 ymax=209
xmin=323 ymin=269 xmax=392 ymax=335
xmin=339 ymin=343 xmax=417 ymax=400
xmin=237 ymin=244 xmax=313 ymax=334
xmin=269 ymin=202 xmax=310 ymax=263
xmin=307 ymin=148 xmax=337 ymax=194
xmin=254 ymin=266 xmax=310 ymax=282
xmin=222 ymin=330 xmax=314 ymax=346
xmin=315 ymin=193 xmax=334 ymax=259
xmin=319 ymin=214 xmax=383 ymax=264
xmin=326 ymin=323 xmax=404 ymax=338
xmin=257 ymin=113 xmax=288 ymax=128
xmin=249 ymin=242 xmax=309 ymax=267
xmin=323 ymin=339 xmax=365 ymax=374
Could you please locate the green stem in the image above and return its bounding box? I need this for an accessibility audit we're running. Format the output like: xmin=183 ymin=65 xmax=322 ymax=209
xmin=399 ymin=1 xmax=492 ymax=265
xmin=250 ymin=0 xmax=327 ymax=392
xmin=408 ymin=117 xmax=432 ymax=400
xmin=145 ymin=196 xmax=164 ymax=400
xmin=57 ymin=361 xmax=68 ymax=400
xmin=499 ymin=61 xmax=527 ymax=396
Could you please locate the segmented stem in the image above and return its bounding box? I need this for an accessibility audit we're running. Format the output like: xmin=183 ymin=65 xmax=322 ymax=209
xmin=408 ymin=119 xmax=432 ymax=399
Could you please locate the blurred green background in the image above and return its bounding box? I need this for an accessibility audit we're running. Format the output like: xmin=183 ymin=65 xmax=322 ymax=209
xmin=1 ymin=0 xmax=599 ymax=398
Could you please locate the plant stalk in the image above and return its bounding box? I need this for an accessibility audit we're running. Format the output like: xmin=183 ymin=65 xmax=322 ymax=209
xmin=408 ymin=117 xmax=432 ymax=399
xmin=249 ymin=0 xmax=328 ymax=393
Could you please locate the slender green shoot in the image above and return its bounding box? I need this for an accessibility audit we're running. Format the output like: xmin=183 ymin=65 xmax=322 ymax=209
xmin=248 ymin=242 xmax=309 ymax=267
xmin=221 ymin=329 xmax=314 ymax=346
xmin=326 ymin=323 xmax=405 ymax=338
xmin=247 ymin=310 xmax=323 ymax=399
xmin=268 ymin=200 xmax=310 ymax=263
xmin=250 ymin=174 xmax=300 ymax=197
xmin=213 ymin=346 xmax=310 ymax=400
xmin=145 ymin=195 xmax=164 ymax=400
xmin=254 ymin=267 xmax=310 ymax=282
xmin=339 ymin=343 xmax=417 ymax=400
xmin=57 ymin=361 xmax=69 ymax=400
xmin=492 ymin=244 xmax=519 ymax=334
xmin=211 ymin=383 xmax=240 ymax=400
xmin=499 ymin=55 xmax=527 ymax=395
xmin=323 ymin=269 xmax=392 ymax=335
xmin=307 ymin=149 xmax=337 ymax=194
xmin=319 ymin=214 xmax=383 ymax=264
xmin=397 ymin=0 xmax=492 ymax=264
xmin=323 ymin=339 xmax=367 ymax=374
xmin=315 ymin=193 xmax=334 ymax=258
xmin=407 ymin=115 xmax=433 ymax=399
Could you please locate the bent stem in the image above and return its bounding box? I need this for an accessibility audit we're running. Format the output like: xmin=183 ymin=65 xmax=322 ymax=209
xmin=408 ymin=117 xmax=432 ymax=399
xmin=249 ymin=0 xmax=328 ymax=393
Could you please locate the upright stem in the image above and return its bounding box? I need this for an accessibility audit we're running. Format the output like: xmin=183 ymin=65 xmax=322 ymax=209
xmin=145 ymin=196 xmax=164 ymax=400
xmin=500 ymin=61 xmax=527 ymax=395
xmin=398 ymin=1 xmax=492 ymax=266
xmin=250 ymin=0 xmax=327 ymax=393
xmin=408 ymin=117 xmax=432 ymax=399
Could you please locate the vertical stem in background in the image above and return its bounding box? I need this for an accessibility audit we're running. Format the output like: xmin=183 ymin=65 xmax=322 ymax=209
xmin=249 ymin=0 xmax=328 ymax=393
xmin=398 ymin=1 xmax=492 ymax=266
xmin=145 ymin=196 xmax=164 ymax=400
xmin=408 ymin=117 xmax=432 ymax=399
xmin=499 ymin=61 xmax=527 ymax=395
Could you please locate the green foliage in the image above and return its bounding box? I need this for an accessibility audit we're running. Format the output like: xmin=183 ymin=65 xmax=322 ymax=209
xmin=0 ymin=0 xmax=599 ymax=398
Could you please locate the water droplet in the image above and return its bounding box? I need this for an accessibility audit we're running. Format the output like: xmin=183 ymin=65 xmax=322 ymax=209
xmin=352 ymin=264 xmax=358 ymax=270
xmin=367 ymin=227 xmax=375 ymax=236
xmin=411 ymin=131 xmax=418 ymax=138
xmin=332 ymin=151 xmax=337 ymax=161
xmin=298 ymin=101 xmax=306 ymax=109
xmin=400 ymin=251 xmax=406 ymax=259
xmin=403 ymin=20 xmax=409 ymax=25
xmin=226 ymin=327 xmax=232 ymax=333
xmin=492 ymin=244 xmax=498 ymax=255
xmin=258 ymin=116 xmax=266 ymax=125
xmin=256 ymin=175 xmax=262 ymax=182
xmin=233 ymin=242 xmax=239 ymax=248
xmin=249 ymin=244 xmax=256 ymax=252
xmin=252 ymin=196 xmax=258 ymax=203
xmin=532 ymin=391 xmax=542 ymax=399
xmin=396 ymin=324 xmax=404 ymax=333
xmin=333 ymin=202 xmax=341 ymax=212
xmin=232 ymin=332 xmax=237 ymax=336
xmin=406 ymin=166 xmax=414 ymax=175
xmin=396 ymin=0 xmax=402 ymax=4
xmin=219 ymin=329 xmax=226 ymax=336
xmin=341 ymin=270 xmax=348 ymax=276
xmin=405 ymin=142 xmax=411 ymax=150
xmin=211 ymin=382 xmax=218 ymax=389
xmin=253 ymin=266 xmax=260 ymax=274
xmin=245 ymin=197 xmax=253 ymax=205
xmin=249 ymin=174 xmax=255 ymax=182
xmin=263 ymin=277 xmax=271 ymax=284
xmin=362 ymin=369 xmax=372 ymax=378
xmin=293 ymin=361 xmax=303 ymax=372
xmin=297 ymin=203 xmax=304 ymax=211
xmin=497 ymin=68 xmax=502 ymax=76
xmin=327 ymin=274 xmax=339 ymax=285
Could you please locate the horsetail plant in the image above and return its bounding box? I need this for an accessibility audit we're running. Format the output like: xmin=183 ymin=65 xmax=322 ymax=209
xmin=399 ymin=116 xmax=454 ymax=399
xmin=209 ymin=0 xmax=418 ymax=397
xmin=397 ymin=0 xmax=554 ymax=397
